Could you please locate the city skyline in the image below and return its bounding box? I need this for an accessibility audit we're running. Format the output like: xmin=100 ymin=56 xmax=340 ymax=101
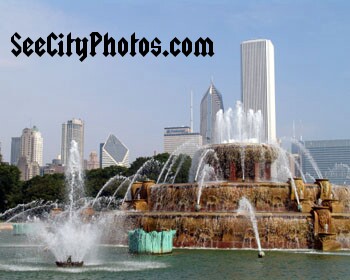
xmin=1 ymin=1 xmax=350 ymax=164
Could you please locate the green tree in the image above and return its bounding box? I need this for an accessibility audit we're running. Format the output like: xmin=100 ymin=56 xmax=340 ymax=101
xmin=126 ymin=156 xmax=151 ymax=177
xmin=0 ymin=163 xmax=21 ymax=212
xmin=126 ymin=153 xmax=170 ymax=181
xmin=173 ymin=154 xmax=192 ymax=183
xmin=21 ymin=173 xmax=65 ymax=204
xmin=153 ymin=153 xmax=170 ymax=164
xmin=85 ymin=165 xmax=128 ymax=198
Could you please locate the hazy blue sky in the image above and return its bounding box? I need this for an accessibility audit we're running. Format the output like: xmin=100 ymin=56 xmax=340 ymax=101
xmin=1 ymin=0 xmax=349 ymax=164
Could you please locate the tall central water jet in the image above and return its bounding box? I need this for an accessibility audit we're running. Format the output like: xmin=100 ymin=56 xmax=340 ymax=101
xmin=65 ymin=140 xmax=85 ymax=216
xmin=31 ymin=140 xmax=104 ymax=266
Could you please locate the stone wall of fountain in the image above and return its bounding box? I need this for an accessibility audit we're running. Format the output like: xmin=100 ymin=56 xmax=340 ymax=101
xmin=123 ymin=182 xmax=350 ymax=250
xmin=149 ymin=182 xmax=303 ymax=212
xmin=125 ymin=212 xmax=312 ymax=249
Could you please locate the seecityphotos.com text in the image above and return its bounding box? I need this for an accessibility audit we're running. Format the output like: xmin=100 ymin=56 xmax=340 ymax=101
xmin=11 ymin=32 xmax=214 ymax=62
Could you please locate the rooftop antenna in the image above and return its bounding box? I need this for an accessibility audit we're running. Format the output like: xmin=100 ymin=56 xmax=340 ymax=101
xmin=209 ymin=76 xmax=214 ymax=95
xmin=292 ymin=120 xmax=296 ymax=139
xmin=190 ymin=90 xmax=193 ymax=132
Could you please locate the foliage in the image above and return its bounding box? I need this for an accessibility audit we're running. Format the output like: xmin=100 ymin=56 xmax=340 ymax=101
xmin=126 ymin=156 xmax=150 ymax=177
xmin=126 ymin=153 xmax=170 ymax=181
xmin=0 ymin=163 xmax=21 ymax=212
xmin=84 ymin=165 xmax=128 ymax=198
xmin=173 ymin=154 xmax=192 ymax=183
xmin=21 ymin=173 xmax=65 ymax=203
xmin=153 ymin=153 xmax=170 ymax=164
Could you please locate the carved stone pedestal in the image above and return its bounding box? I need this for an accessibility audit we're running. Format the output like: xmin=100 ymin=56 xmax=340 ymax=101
xmin=315 ymin=233 xmax=342 ymax=251
xmin=312 ymin=205 xmax=341 ymax=251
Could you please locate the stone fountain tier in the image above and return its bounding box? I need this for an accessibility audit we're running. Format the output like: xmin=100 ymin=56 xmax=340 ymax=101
xmin=122 ymin=211 xmax=350 ymax=250
xmin=203 ymin=143 xmax=279 ymax=181
xmin=146 ymin=180 xmax=350 ymax=213
xmin=149 ymin=182 xmax=323 ymax=213
xmin=209 ymin=143 xmax=279 ymax=163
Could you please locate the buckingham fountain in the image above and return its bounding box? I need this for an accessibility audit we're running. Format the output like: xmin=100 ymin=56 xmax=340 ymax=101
xmin=122 ymin=102 xmax=350 ymax=253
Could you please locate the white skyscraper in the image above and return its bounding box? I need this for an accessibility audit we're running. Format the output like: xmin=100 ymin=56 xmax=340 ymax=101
xmin=20 ymin=126 xmax=43 ymax=166
xmin=241 ymin=39 xmax=276 ymax=142
xmin=61 ymin=118 xmax=84 ymax=166
xmin=18 ymin=126 xmax=43 ymax=180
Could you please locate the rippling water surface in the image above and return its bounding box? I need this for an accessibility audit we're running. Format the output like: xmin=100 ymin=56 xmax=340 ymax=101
xmin=1 ymin=231 xmax=349 ymax=280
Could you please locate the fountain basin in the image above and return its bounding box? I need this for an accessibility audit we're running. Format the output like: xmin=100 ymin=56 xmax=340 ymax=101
xmin=122 ymin=178 xmax=350 ymax=251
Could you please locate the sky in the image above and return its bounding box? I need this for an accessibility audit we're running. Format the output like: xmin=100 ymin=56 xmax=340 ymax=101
xmin=1 ymin=0 xmax=350 ymax=164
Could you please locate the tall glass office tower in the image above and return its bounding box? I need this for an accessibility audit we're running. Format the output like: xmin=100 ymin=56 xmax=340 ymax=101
xmin=200 ymin=82 xmax=224 ymax=145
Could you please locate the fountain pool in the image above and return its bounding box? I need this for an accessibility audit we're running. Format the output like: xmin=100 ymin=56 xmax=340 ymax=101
xmin=0 ymin=231 xmax=350 ymax=280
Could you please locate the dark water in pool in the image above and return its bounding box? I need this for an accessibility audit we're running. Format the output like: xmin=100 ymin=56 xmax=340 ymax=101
xmin=1 ymin=231 xmax=349 ymax=280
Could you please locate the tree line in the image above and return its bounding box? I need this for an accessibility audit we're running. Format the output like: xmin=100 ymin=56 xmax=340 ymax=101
xmin=0 ymin=152 xmax=191 ymax=213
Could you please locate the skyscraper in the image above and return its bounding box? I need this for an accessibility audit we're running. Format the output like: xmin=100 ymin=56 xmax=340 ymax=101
xmin=11 ymin=137 xmax=21 ymax=165
xmin=21 ymin=126 xmax=43 ymax=166
xmin=18 ymin=126 xmax=43 ymax=180
xmin=200 ymin=82 xmax=224 ymax=145
xmin=61 ymin=118 xmax=84 ymax=166
xmin=164 ymin=126 xmax=202 ymax=157
xmin=100 ymin=134 xmax=129 ymax=168
xmin=241 ymin=39 xmax=276 ymax=142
